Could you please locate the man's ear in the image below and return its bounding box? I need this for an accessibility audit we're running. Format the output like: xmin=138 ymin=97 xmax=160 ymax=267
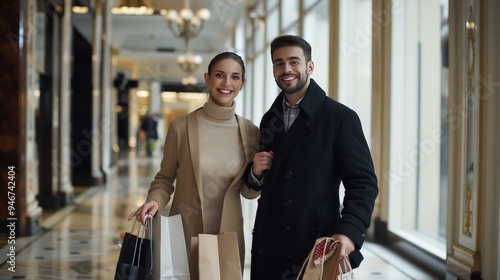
xmin=307 ymin=61 xmax=315 ymax=75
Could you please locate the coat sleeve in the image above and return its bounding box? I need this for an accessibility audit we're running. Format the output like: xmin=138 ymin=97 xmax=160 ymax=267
xmin=334 ymin=110 xmax=379 ymax=250
xmin=146 ymin=121 xmax=178 ymax=210
xmin=240 ymin=119 xmax=262 ymax=198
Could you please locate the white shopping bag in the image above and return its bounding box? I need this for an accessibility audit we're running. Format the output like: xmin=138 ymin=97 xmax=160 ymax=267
xmin=152 ymin=214 xmax=190 ymax=280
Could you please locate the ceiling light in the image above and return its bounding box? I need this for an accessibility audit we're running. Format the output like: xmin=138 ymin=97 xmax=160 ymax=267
xmin=162 ymin=0 xmax=211 ymax=46
xmin=111 ymin=0 xmax=156 ymax=15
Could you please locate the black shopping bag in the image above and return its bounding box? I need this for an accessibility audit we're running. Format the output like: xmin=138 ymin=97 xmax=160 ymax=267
xmin=115 ymin=218 xmax=153 ymax=280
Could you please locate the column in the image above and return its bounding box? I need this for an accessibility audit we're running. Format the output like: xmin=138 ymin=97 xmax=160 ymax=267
xmin=149 ymin=80 xmax=162 ymax=114
xmin=100 ymin=0 xmax=114 ymax=177
xmin=58 ymin=0 xmax=74 ymax=203
xmin=91 ymin=0 xmax=104 ymax=183
xmin=370 ymin=0 xmax=392 ymax=243
xmin=0 ymin=0 xmax=42 ymax=236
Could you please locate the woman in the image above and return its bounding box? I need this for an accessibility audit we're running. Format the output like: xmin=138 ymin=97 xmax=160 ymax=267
xmin=128 ymin=52 xmax=260 ymax=278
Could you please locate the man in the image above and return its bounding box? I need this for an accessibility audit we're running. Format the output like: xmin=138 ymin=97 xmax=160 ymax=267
xmin=244 ymin=35 xmax=378 ymax=279
xmin=141 ymin=113 xmax=158 ymax=156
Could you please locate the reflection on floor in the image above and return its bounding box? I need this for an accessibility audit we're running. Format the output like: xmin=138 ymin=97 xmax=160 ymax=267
xmin=0 ymin=153 xmax=439 ymax=279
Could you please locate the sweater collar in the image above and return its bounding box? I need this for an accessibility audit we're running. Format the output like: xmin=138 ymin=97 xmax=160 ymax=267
xmin=202 ymin=96 xmax=236 ymax=120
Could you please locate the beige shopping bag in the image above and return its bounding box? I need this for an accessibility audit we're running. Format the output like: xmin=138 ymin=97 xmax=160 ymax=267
xmin=152 ymin=214 xmax=190 ymax=280
xmin=194 ymin=232 xmax=242 ymax=280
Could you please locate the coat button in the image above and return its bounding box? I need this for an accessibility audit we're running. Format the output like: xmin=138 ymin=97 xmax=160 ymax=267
xmin=283 ymin=200 xmax=292 ymax=207
xmin=258 ymin=248 xmax=265 ymax=255
xmin=316 ymin=229 xmax=322 ymax=237
xmin=259 ymin=197 xmax=268 ymax=204
xmin=284 ymin=171 xmax=293 ymax=179
xmin=282 ymin=226 xmax=290 ymax=234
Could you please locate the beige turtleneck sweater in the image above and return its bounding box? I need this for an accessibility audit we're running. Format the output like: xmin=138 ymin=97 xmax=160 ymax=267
xmin=197 ymin=97 xmax=244 ymax=234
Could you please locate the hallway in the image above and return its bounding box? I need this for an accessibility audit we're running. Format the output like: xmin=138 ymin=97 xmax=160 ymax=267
xmin=0 ymin=152 xmax=437 ymax=280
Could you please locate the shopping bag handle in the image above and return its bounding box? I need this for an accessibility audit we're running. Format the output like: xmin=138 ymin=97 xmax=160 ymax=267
xmin=297 ymin=237 xmax=339 ymax=279
xmin=338 ymin=257 xmax=355 ymax=280
xmin=131 ymin=216 xmax=153 ymax=273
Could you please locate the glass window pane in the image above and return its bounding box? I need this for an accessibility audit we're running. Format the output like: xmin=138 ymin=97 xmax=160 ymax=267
xmin=244 ymin=59 xmax=254 ymax=120
xmin=283 ymin=22 xmax=299 ymax=36
xmin=252 ymin=53 xmax=265 ymax=120
xmin=266 ymin=8 xmax=279 ymax=43
xmin=254 ymin=18 xmax=264 ymax=53
xmin=267 ymin=0 xmax=279 ymax=10
xmin=235 ymin=18 xmax=245 ymax=53
xmin=264 ymin=47 xmax=278 ymax=108
xmin=304 ymin=0 xmax=319 ymax=10
xmin=250 ymin=1 xmax=265 ymax=53
xmin=389 ymin=0 xmax=448 ymax=259
xmin=337 ymin=0 xmax=372 ymax=140
xmin=281 ymin=0 xmax=299 ymax=30
xmin=304 ymin=0 xmax=329 ymax=92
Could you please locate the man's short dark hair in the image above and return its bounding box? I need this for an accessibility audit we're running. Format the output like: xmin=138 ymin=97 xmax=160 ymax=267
xmin=270 ymin=35 xmax=312 ymax=62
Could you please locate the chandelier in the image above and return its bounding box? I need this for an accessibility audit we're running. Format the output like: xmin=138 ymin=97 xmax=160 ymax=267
xmin=161 ymin=0 xmax=211 ymax=47
xmin=177 ymin=53 xmax=202 ymax=85
xmin=162 ymin=0 xmax=210 ymax=85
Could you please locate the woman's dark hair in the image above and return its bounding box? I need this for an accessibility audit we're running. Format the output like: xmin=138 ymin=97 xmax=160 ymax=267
xmin=207 ymin=52 xmax=246 ymax=78
xmin=270 ymin=35 xmax=312 ymax=62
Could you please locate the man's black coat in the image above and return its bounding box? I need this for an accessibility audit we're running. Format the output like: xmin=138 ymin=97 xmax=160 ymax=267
xmin=244 ymin=79 xmax=378 ymax=280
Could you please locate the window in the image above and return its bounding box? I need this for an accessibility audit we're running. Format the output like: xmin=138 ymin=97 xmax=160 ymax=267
xmin=281 ymin=0 xmax=299 ymax=30
xmin=337 ymin=0 xmax=372 ymax=138
xmin=266 ymin=8 xmax=279 ymax=43
xmin=388 ymin=0 xmax=449 ymax=259
xmin=304 ymin=0 xmax=320 ymax=11
xmin=303 ymin=0 xmax=330 ymax=91
xmin=252 ymin=53 xmax=266 ymax=121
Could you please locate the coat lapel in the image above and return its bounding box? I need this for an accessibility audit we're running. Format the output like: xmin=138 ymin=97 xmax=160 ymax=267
xmin=186 ymin=110 xmax=205 ymax=207
xmin=272 ymin=116 xmax=312 ymax=164
xmin=229 ymin=116 xmax=255 ymax=187
xmin=268 ymin=79 xmax=327 ymax=164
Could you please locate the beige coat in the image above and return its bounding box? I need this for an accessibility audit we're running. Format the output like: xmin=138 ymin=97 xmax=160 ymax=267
xmin=147 ymin=108 xmax=260 ymax=279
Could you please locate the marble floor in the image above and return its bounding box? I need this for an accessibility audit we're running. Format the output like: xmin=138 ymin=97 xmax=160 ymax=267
xmin=0 ymin=152 xmax=440 ymax=279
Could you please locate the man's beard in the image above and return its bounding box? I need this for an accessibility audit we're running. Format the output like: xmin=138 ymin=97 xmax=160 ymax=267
xmin=276 ymin=72 xmax=309 ymax=95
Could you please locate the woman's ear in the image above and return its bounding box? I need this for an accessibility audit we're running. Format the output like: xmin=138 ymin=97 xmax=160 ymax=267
xmin=204 ymin=73 xmax=210 ymax=86
xmin=241 ymin=77 xmax=246 ymax=90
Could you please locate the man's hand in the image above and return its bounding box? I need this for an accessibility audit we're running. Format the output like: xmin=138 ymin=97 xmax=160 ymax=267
xmin=331 ymin=233 xmax=355 ymax=259
xmin=252 ymin=151 xmax=274 ymax=179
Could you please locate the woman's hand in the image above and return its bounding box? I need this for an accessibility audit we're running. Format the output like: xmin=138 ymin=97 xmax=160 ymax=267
xmin=128 ymin=200 xmax=159 ymax=225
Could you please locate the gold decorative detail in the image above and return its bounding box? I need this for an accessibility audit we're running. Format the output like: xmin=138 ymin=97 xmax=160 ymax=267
xmin=463 ymin=184 xmax=472 ymax=237
xmin=466 ymin=6 xmax=476 ymax=83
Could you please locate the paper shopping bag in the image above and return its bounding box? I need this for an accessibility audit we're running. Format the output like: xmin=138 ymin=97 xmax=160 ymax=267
xmin=152 ymin=214 xmax=190 ymax=280
xmin=196 ymin=232 xmax=242 ymax=280
xmin=190 ymin=236 xmax=199 ymax=280
xmin=297 ymin=237 xmax=343 ymax=280
xmin=337 ymin=257 xmax=356 ymax=280
xmin=114 ymin=218 xmax=153 ymax=280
